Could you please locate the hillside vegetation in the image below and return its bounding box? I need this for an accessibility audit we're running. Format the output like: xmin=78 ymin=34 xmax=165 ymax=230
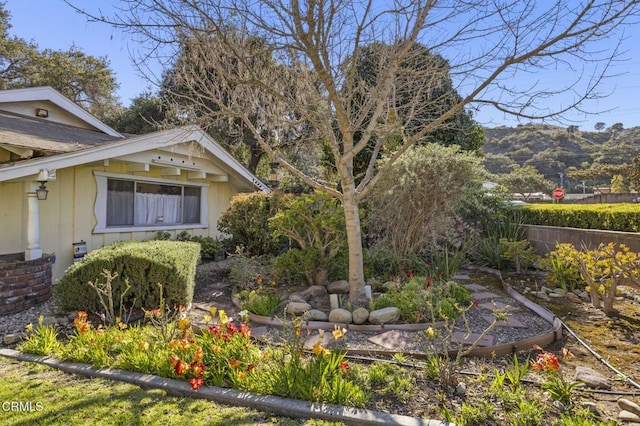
xmin=482 ymin=123 xmax=640 ymax=191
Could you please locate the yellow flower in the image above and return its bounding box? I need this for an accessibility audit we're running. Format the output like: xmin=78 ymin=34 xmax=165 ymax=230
xmin=178 ymin=317 xmax=191 ymax=330
xmin=139 ymin=341 xmax=150 ymax=351
xmin=209 ymin=307 xmax=218 ymax=317
xmin=25 ymin=323 xmax=33 ymax=332
xmin=38 ymin=315 xmax=44 ymax=325
xmin=312 ymin=341 xmax=324 ymax=355
xmin=426 ymin=327 xmax=435 ymax=339
xmin=218 ymin=310 xmax=228 ymax=325
xmin=332 ymin=325 xmax=346 ymax=340
xmin=203 ymin=315 xmax=212 ymax=324
xmin=210 ymin=344 xmax=222 ymax=354
xmin=168 ymin=339 xmax=180 ymax=350
xmin=118 ymin=321 xmax=128 ymax=330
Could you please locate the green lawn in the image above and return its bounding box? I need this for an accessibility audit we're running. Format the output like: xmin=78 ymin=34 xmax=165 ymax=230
xmin=0 ymin=357 xmax=339 ymax=426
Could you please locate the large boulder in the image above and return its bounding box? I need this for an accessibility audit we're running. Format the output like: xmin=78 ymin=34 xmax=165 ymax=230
xmin=328 ymin=308 xmax=353 ymax=324
xmin=304 ymin=309 xmax=328 ymax=322
xmin=301 ymin=285 xmax=328 ymax=299
xmin=327 ymin=280 xmax=350 ymax=294
xmin=574 ymin=366 xmax=610 ymax=389
xmin=352 ymin=307 xmax=369 ymax=325
xmin=285 ymin=301 xmax=312 ymax=316
xmin=368 ymin=307 xmax=400 ymax=325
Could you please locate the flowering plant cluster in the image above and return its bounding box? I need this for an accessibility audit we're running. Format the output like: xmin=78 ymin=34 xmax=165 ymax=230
xmin=530 ymin=345 xmax=560 ymax=372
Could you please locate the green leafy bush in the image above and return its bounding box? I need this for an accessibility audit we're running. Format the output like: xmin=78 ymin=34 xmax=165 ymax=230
xmin=190 ymin=236 xmax=222 ymax=259
xmin=372 ymin=278 xmax=472 ymax=323
xmin=217 ymin=192 xmax=293 ymax=256
xmin=54 ymin=241 xmax=201 ymax=313
xmin=270 ymin=191 xmax=348 ymax=286
xmin=539 ymin=243 xmax=582 ymax=292
xmin=238 ymin=288 xmax=284 ymax=317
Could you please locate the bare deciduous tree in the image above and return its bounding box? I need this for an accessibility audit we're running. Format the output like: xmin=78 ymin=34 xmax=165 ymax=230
xmin=69 ymin=0 xmax=639 ymax=303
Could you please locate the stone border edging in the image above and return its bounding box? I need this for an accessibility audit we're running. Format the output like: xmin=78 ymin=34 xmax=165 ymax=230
xmin=0 ymin=348 xmax=451 ymax=426
xmin=237 ymin=267 xmax=563 ymax=359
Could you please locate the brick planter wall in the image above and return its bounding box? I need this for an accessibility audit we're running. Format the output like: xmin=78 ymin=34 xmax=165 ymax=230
xmin=0 ymin=253 xmax=54 ymax=316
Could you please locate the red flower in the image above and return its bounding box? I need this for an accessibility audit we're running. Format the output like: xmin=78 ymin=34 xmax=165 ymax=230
xmin=189 ymin=377 xmax=204 ymax=390
xmin=472 ymin=300 xmax=479 ymax=308
xmin=246 ymin=364 xmax=255 ymax=372
xmin=407 ymin=271 xmax=414 ymax=278
xmin=239 ymin=323 xmax=252 ymax=338
xmin=174 ymin=360 xmax=190 ymax=375
xmin=530 ymin=346 xmax=560 ymax=372
xmin=339 ymin=361 xmax=349 ymax=371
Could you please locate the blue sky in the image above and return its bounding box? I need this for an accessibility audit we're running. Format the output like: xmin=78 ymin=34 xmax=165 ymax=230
xmin=5 ymin=0 xmax=640 ymax=130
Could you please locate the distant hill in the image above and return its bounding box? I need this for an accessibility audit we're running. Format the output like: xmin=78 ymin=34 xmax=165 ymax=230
xmin=481 ymin=123 xmax=640 ymax=191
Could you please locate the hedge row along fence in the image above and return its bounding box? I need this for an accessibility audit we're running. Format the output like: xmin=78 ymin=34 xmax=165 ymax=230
xmin=54 ymin=241 xmax=201 ymax=313
xmin=519 ymin=203 xmax=640 ymax=233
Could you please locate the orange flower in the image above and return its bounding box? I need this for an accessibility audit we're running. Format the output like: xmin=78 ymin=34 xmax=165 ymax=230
xmin=193 ymin=346 xmax=203 ymax=363
xmin=210 ymin=344 xmax=222 ymax=354
xmin=168 ymin=339 xmax=180 ymax=350
xmin=179 ymin=339 xmax=191 ymax=351
xmin=189 ymin=377 xmax=204 ymax=390
xmin=228 ymin=358 xmax=241 ymax=369
xmin=191 ymin=363 xmax=205 ymax=377
xmin=169 ymin=354 xmax=179 ymax=368
xmin=174 ymin=360 xmax=190 ymax=375
xmin=237 ymin=372 xmax=246 ymax=380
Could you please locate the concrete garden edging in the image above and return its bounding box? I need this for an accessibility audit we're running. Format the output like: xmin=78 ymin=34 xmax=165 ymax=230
xmin=0 ymin=348 xmax=450 ymax=426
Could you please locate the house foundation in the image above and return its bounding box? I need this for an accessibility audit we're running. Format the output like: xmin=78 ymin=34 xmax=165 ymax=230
xmin=0 ymin=253 xmax=54 ymax=316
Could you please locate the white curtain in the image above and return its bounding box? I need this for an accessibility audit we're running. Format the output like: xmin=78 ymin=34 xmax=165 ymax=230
xmin=135 ymin=193 xmax=182 ymax=224
xmin=107 ymin=191 xmax=134 ymax=226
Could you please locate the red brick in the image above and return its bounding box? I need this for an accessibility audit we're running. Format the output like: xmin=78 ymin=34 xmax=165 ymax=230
xmin=0 ymin=276 xmax=17 ymax=285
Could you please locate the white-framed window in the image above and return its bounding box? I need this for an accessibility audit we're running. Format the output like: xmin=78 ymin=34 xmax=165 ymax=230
xmin=94 ymin=171 xmax=208 ymax=233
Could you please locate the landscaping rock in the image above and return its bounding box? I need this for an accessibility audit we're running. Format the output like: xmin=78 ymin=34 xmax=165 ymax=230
xmin=618 ymin=398 xmax=640 ymax=417
xmin=352 ymin=308 xmax=369 ymax=325
xmin=302 ymin=285 xmax=328 ymax=299
xmin=3 ymin=333 xmax=22 ymax=345
xmin=288 ymin=295 xmax=308 ymax=304
xmin=578 ymin=291 xmax=590 ymax=301
xmin=327 ymin=280 xmax=350 ymax=294
xmin=564 ymin=292 xmax=582 ymax=304
xmin=328 ymin=308 xmax=353 ymax=324
xmin=42 ymin=316 xmax=67 ymax=326
xmin=368 ymin=307 xmax=400 ymax=325
xmin=285 ymin=302 xmax=312 ymax=316
xmin=618 ymin=410 xmax=640 ymax=423
xmin=532 ymin=291 xmax=550 ymax=301
xmin=574 ymin=366 xmax=611 ymax=389
xmin=552 ymin=288 xmax=567 ymax=297
xmin=303 ymin=309 xmax=328 ymax=322
xmin=382 ymin=281 xmax=398 ymax=292
xmin=581 ymin=401 xmax=598 ymax=414
xmin=455 ymin=382 xmax=467 ymax=396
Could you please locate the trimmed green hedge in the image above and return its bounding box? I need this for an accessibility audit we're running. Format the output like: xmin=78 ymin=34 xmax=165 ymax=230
xmin=54 ymin=240 xmax=201 ymax=313
xmin=520 ymin=203 xmax=640 ymax=232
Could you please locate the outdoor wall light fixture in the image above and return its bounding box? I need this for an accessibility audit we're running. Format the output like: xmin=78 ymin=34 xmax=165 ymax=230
xmin=269 ymin=161 xmax=280 ymax=189
xmin=36 ymin=181 xmax=48 ymax=200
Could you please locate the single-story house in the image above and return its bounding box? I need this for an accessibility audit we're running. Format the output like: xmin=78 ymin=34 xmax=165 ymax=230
xmin=0 ymin=87 xmax=268 ymax=314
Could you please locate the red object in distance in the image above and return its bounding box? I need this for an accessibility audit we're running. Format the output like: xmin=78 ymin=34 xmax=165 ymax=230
xmin=552 ymin=188 xmax=565 ymax=199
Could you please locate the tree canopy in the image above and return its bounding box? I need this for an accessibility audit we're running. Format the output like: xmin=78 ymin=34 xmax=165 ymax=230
xmin=74 ymin=0 xmax=639 ymax=302
xmin=0 ymin=4 xmax=120 ymax=119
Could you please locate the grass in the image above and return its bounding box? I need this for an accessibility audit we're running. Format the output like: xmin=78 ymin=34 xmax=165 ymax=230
xmin=0 ymin=357 xmax=340 ymax=426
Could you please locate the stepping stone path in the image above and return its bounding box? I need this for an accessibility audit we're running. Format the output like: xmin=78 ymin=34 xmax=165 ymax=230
xmin=247 ymin=280 xmax=534 ymax=354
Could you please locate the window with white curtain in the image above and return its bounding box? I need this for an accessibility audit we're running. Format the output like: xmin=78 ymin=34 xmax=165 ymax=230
xmin=106 ymin=179 xmax=201 ymax=227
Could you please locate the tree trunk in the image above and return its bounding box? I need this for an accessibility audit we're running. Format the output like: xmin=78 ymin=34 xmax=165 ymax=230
xmin=341 ymin=182 xmax=367 ymax=305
